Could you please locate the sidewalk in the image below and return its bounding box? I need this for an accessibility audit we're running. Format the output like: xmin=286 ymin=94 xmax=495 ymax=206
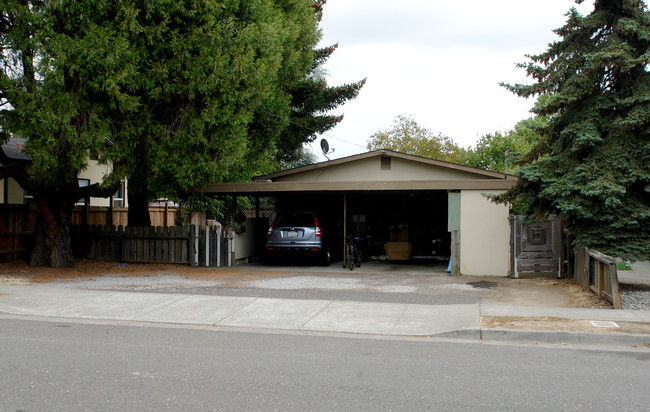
xmin=618 ymin=261 xmax=650 ymax=288
xmin=1 ymin=284 xmax=648 ymax=347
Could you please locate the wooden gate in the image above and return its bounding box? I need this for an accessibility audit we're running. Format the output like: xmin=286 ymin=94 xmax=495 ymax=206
xmin=509 ymin=215 xmax=563 ymax=278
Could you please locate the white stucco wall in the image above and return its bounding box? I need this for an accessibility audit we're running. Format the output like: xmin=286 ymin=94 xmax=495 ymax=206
xmin=235 ymin=219 xmax=258 ymax=262
xmin=459 ymin=190 xmax=510 ymax=277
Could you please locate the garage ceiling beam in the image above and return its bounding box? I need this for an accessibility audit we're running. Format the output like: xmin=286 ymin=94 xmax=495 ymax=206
xmin=190 ymin=179 xmax=516 ymax=195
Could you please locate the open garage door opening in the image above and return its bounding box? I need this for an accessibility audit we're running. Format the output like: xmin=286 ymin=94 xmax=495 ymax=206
xmin=272 ymin=191 xmax=450 ymax=264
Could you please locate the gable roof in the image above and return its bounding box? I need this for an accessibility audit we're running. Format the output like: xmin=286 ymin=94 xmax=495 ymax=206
xmin=255 ymin=149 xmax=516 ymax=181
xmin=1 ymin=137 xmax=31 ymax=161
xmin=191 ymin=149 xmax=516 ymax=196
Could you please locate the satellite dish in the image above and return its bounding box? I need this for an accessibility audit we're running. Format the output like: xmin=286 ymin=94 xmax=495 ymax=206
xmin=320 ymin=138 xmax=335 ymax=160
xmin=320 ymin=139 xmax=330 ymax=153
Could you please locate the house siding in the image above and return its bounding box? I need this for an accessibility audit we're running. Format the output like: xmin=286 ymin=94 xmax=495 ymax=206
xmin=274 ymin=157 xmax=495 ymax=183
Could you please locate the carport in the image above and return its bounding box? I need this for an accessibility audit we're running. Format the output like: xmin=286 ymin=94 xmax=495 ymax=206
xmin=193 ymin=150 xmax=517 ymax=277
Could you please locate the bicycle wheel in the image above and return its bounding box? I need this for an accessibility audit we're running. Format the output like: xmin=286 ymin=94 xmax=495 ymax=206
xmin=346 ymin=245 xmax=354 ymax=271
xmin=354 ymin=247 xmax=361 ymax=267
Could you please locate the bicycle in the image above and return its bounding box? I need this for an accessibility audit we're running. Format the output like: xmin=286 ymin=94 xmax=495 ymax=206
xmin=344 ymin=234 xmax=362 ymax=271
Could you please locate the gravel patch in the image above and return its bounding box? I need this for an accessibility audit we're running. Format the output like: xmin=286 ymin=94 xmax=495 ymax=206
xmin=247 ymin=276 xmax=366 ymax=291
xmin=439 ymin=284 xmax=477 ymax=292
xmin=59 ymin=275 xmax=221 ymax=290
xmin=620 ymin=288 xmax=650 ymax=310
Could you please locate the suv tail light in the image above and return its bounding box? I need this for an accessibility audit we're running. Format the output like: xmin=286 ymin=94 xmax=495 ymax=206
xmin=314 ymin=216 xmax=322 ymax=237
xmin=268 ymin=217 xmax=277 ymax=237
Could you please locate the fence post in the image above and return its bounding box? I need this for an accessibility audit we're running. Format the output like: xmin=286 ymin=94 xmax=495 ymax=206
xmin=216 ymin=224 xmax=221 ymax=267
xmin=227 ymin=229 xmax=233 ymax=267
xmin=609 ymin=262 xmax=622 ymax=309
xmin=189 ymin=225 xmax=198 ymax=266
xmin=205 ymin=225 xmax=210 ymax=267
xmin=232 ymin=229 xmax=236 ymax=266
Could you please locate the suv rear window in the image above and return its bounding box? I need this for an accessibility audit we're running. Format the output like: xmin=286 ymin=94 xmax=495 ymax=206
xmin=275 ymin=213 xmax=316 ymax=227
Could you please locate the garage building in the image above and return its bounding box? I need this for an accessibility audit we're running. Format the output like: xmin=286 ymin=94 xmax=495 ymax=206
xmin=198 ymin=150 xmax=517 ymax=277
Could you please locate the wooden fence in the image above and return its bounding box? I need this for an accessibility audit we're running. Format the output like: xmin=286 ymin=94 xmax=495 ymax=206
xmin=71 ymin=224 xmax=234 ymax=266
xmin=0 ymin=204 xmax=37 ymax=262
xmin=70 ymin=205 xmax=177 ymax=227
xmin=0 ymin=203 xmax=197 ymax=265
xmin=573 ymin=247 xmax=621 ymax=309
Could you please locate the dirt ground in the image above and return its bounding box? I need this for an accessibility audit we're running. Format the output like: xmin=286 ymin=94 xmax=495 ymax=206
xmin=0 ymin=259 xmax=271 ymax=284
xmin=481 ymin=316 xmax=650 ymax=336
xmin=480 ymin=277 xmax=613 ymax=309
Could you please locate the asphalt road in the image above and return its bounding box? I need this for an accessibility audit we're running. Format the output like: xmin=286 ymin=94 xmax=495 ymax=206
xmin=2 ymin=318 xmax=649 ymax=411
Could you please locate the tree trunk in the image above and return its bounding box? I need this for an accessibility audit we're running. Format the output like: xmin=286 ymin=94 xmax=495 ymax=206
xmin=127 ymin=142 xmax=152 ymax=227
xmin=29 ymin=207 xmax=74 ymax=268
xmin=127 ymin=171 xmax=151 ymax=227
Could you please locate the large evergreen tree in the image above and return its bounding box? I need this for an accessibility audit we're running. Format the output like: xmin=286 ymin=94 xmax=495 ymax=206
xmin=496 ymin=0 xmax=650 ymax=260
xmin=122 ymin=0 xmax=318 ymax=226
xmin=0 ymin=0 xmax=134 ymax=267
xmin=0 ymin=0 xmax=318 ymax=266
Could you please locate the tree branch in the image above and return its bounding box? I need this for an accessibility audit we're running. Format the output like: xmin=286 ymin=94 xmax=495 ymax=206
xmin=76 ymin=181 xmax=120 ymax=200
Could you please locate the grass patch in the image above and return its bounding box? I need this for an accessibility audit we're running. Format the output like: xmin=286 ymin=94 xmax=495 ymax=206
xmin=616 ymin=261 xmax=632 ymax=271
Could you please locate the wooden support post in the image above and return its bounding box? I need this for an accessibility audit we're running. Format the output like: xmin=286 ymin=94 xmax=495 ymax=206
xmin=447 ymin=191 xmax=461 ymax=276
xmin=83 ymin=199 xmax=89 ymax=225
xmin=255 ymin=196 xmax=260 ymax=260
xmin=598 ymin=261 xmax=604 ymax=298
xmin=343 ymin=193 xmax=347 ymax=267
xmin=164 ymin=202 xmax=169 ymax=227
xmin=231 ymin=196 xmax=237 ymax=228
xmin=108 ymin=196 xmax=114 ymax=226
xmin=450 ymin=231 xmax=460 ymax=276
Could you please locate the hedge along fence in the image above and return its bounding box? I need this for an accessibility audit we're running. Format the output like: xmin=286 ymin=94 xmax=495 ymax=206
xmin=70 ymin=224 xmax=234 ymax=267
xmin=573 ymin=247 xmax=621 ymax=309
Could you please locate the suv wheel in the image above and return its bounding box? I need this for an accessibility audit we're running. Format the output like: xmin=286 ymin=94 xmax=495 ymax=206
xmin=321 ymin=248 xmax=331 ymax=266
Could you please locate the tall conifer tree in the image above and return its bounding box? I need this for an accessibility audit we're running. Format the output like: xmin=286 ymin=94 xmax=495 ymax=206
xmin=277 ymin=0 xmax=366 ymax=162
xmin=497 ymin=0 xmax=650 ymax=260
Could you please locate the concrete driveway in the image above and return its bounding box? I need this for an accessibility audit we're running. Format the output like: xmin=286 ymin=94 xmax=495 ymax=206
xmin=0 ymin=259 xmax=606 ymax=309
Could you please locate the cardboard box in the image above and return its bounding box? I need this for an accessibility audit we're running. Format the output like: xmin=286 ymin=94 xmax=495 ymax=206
xmin=384 ymin=241 xmax=412 ymax=260
xmin=389 ymin=231 xmax=410 ymax=242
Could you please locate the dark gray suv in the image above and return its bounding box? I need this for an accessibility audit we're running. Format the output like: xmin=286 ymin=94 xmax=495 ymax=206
xmin=265 ymin=212 xmax=331 ymax=266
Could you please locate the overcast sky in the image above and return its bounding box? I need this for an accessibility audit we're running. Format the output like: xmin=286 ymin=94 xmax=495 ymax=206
xmin=306 ymin=0 xmax=646 ymax=161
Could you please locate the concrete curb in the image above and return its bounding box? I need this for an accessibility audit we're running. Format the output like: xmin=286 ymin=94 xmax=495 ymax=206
xmin=426 ymin=329 xmax=481 ymax=340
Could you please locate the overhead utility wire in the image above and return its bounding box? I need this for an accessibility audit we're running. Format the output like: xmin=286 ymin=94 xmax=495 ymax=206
xmin=262 ymin=109 xmax=367 ymax=149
